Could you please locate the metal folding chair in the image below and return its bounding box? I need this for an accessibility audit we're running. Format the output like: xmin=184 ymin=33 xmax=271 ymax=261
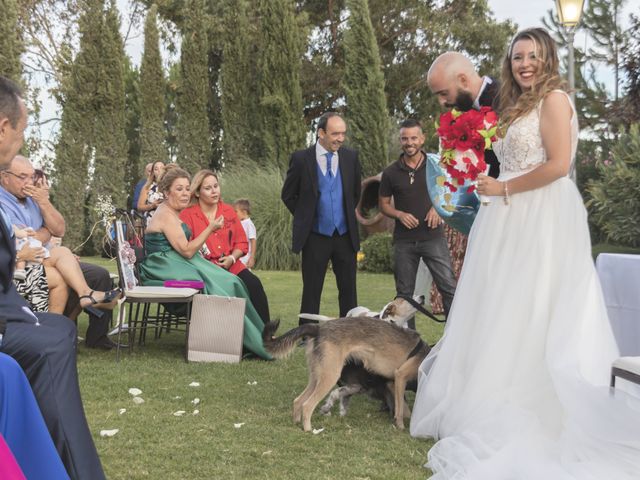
xmin=112 ymin=219 xmax=199 ymax=360
xmin=610 ymin=357 xmax=640 ymax=389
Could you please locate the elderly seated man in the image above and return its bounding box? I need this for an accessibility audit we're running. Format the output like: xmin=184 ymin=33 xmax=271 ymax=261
xmin=0 ymin=156 xmax=121 ymax=349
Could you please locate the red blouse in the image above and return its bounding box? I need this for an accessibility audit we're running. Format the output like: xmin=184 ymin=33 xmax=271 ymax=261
xmin=179 ymin=201 xmax=248 ymax=276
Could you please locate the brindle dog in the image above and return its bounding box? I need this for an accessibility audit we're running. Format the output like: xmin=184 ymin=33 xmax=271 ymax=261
xmin=263 ymin=317 xmax=430 ymax=431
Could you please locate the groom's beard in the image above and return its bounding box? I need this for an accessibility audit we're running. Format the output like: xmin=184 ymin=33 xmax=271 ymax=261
xmin=445 ymin=89 xmax=475 ymax=111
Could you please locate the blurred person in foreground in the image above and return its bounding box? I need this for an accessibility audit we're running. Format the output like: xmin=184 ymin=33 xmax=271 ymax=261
xmin=0 ymin=75 xmax=106 ymax=479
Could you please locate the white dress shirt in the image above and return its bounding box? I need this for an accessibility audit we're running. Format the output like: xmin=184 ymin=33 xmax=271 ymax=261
xmin=315 ymin=142 xmax=339 ymax=177
xmin=473 ymin=76 xmax=493 ymax=110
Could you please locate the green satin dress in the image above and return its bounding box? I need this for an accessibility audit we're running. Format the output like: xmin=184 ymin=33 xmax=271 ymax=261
xmin=139 ymin=224 xmax=271 ymax=359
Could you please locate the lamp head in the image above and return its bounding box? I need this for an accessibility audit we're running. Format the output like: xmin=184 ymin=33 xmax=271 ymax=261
xmin=555 ymin=0 xmax=585 ymax=28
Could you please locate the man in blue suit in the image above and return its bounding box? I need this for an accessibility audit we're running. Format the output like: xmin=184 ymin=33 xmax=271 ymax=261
xmin=0 ymin=76 xmax=105 ymax=479
xmin=281 ymin=112 xmax=362 ymax=317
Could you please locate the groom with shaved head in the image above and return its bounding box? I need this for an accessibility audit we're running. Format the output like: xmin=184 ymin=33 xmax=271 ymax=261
xmin=427 ymin=52 xmax=500 ymax=178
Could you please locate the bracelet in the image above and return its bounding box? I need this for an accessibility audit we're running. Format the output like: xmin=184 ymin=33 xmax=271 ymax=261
xmin=503 ymin=181 xmax=510 ymax=205
xmin=229 ymin=255 xmax=236 ymax=265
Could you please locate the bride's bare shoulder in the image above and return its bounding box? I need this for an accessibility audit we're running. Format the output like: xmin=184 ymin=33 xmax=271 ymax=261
xmin=541 ymin=91 xmax=572 ymax=118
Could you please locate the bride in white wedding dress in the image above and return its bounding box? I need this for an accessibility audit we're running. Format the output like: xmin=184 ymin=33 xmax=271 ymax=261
xmin=410 ymin=28 xmax=640 ymax=479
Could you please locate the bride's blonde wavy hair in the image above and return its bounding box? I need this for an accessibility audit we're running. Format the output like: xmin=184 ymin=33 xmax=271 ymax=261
xmin=496 ymin=28 xmax=567 ymax=134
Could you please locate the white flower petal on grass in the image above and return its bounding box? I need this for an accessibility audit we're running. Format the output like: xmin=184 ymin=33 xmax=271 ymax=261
xmin=193 ymin=410 xmax=200 ymax=415
xmin=189 ymin=382 xmax=200 ymax=387
xmin=173 ymin=410 xmax=186 ymax=417
xmin=128 ymin=388 xmax=142 ymax=396
xmin=100 ymin=429 xmax=119 ymax=437
xmin=174 ymin=396 xmax=182 ymax=400
xmin=247 ymin=381 xmax=257 ymax=385
xmin=191 ymin=398 xmax=200 ymax=405
xmin=118 ymin=408 xmax=127 ymax=415
xmin=132 ymin=397 xmax=144 ymax=405
xmin=234 ymin=422 xmax=245 ymax=429
xmin=261 ymin=450 xmax=272 ymax=456
xmin=312 ymin=428 xmax=324 ymax=435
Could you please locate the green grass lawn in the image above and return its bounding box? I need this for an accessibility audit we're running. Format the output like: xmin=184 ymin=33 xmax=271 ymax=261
xmin=76 ymin=242 xmax=639 ymax=479
xmin=77 ymin=257 xmax=444 ymax=480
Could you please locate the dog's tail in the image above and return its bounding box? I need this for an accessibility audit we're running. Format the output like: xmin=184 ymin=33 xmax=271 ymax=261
xmin=262 ymin=320 xmax=319 ymax=359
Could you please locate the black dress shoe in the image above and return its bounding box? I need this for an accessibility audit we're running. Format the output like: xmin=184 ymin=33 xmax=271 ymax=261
xmin=87 ymin=337 xmax=127 ymax=350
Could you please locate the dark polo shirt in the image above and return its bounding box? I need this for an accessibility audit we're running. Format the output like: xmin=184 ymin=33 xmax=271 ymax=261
xmin=379 ymin=151 xmax=443 ymax=242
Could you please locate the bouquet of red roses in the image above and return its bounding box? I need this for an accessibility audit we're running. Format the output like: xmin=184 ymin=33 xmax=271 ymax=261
xmin=436 ymin=107 xmax=498 ymax=200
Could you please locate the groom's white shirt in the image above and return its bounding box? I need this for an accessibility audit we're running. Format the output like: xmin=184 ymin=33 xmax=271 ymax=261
xmin=473 ymin=76 xmax=493 ymax=110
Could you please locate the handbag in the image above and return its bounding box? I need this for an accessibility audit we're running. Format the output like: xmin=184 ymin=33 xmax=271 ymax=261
xmin=187 ymin=294 xmax=245 ymax=363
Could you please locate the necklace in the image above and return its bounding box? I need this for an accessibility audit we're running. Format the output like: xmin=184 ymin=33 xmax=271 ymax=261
xmin=404 ymin=153 xmax=424 ymax=185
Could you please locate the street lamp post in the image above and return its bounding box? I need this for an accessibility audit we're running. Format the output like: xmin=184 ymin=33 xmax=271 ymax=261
xmin=555 ymin=0 xmax=585 ymax=182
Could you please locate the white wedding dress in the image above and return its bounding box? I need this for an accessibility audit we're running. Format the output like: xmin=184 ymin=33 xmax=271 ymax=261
xmin=410 ymin=91 xmax=640 ymax=479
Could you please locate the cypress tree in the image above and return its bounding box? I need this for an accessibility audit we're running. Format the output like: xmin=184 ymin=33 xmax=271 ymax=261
xmin=0 ymin=0 xmax=23 ymax=81
xmin=139 ymin=4 xmax=167 ymax=170
xmin=52 ymin=0 xmax=105 ymax=252
xmin=342 ymin=0 xmax=389 ymax=176
xmin=619 ymin=14 xmax=640 ymax=125
xmin=583 ymin=0 xmax=627 ymax=102
xmin=220 ymin=0 xmax=256 ymax=165
xmin=206 ymin=47 xmax=224 ymax=171
xmin=86 ymin=3 xmax=128 ymax=251
xmin=53 ymin=100 xmax=90 ymax=251
xmin=124 ymin=60 xmax=141 ymax=210
xmin=165 ymin=63 xmax=180 ymax=161
xmin=256 ymin=0 xmax=306 ymax=173
xmin=176 ymin=0 xmax=210 ymax=175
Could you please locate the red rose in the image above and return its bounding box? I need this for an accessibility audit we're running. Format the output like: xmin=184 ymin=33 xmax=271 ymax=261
xmin=483 ymin=109 xmax=498 ymax=127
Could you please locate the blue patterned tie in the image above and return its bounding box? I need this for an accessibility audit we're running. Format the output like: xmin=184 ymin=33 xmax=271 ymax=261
xmin=326 ymin=152 xmax=333 ymax=178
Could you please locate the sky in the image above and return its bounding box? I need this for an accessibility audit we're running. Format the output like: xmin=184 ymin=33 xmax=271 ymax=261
xmin=27 ymin=0 xmax=640 ymax=162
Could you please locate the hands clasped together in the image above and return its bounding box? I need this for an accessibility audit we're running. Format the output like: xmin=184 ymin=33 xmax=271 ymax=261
xmin=204 ymin=214 xmax=235 ymax=269
xmin=397 ymin=206 xmax=444 ymax=230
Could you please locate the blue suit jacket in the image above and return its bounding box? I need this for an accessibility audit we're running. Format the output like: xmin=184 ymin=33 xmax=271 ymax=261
xmin=281 ymin=145 xmax=362 ymax=254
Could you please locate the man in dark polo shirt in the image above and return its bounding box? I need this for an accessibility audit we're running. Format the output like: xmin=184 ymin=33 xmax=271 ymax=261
xmin=379 ymin=119 xmax=457 ymax=325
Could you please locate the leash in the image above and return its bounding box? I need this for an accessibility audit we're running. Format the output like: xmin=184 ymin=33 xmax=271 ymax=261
xmin=396 ymin=295 xmax=447 ymax=324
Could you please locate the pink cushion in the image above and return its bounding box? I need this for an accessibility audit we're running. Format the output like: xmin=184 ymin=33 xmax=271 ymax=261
xmin=163 ymin=280 xmax=205 ymax=290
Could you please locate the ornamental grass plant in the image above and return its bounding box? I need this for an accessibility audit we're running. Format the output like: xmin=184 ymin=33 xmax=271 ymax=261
xmin=220 ymin=166 xmax=301 ymax=271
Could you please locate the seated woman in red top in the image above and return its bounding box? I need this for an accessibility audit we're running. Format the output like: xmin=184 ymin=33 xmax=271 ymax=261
xmin=180 ymin=170 xmax=270 ymax=324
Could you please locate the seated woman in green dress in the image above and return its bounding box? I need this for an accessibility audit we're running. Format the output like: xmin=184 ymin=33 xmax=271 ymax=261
xmin=138 ymin=167 xmax=271 ymax=359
